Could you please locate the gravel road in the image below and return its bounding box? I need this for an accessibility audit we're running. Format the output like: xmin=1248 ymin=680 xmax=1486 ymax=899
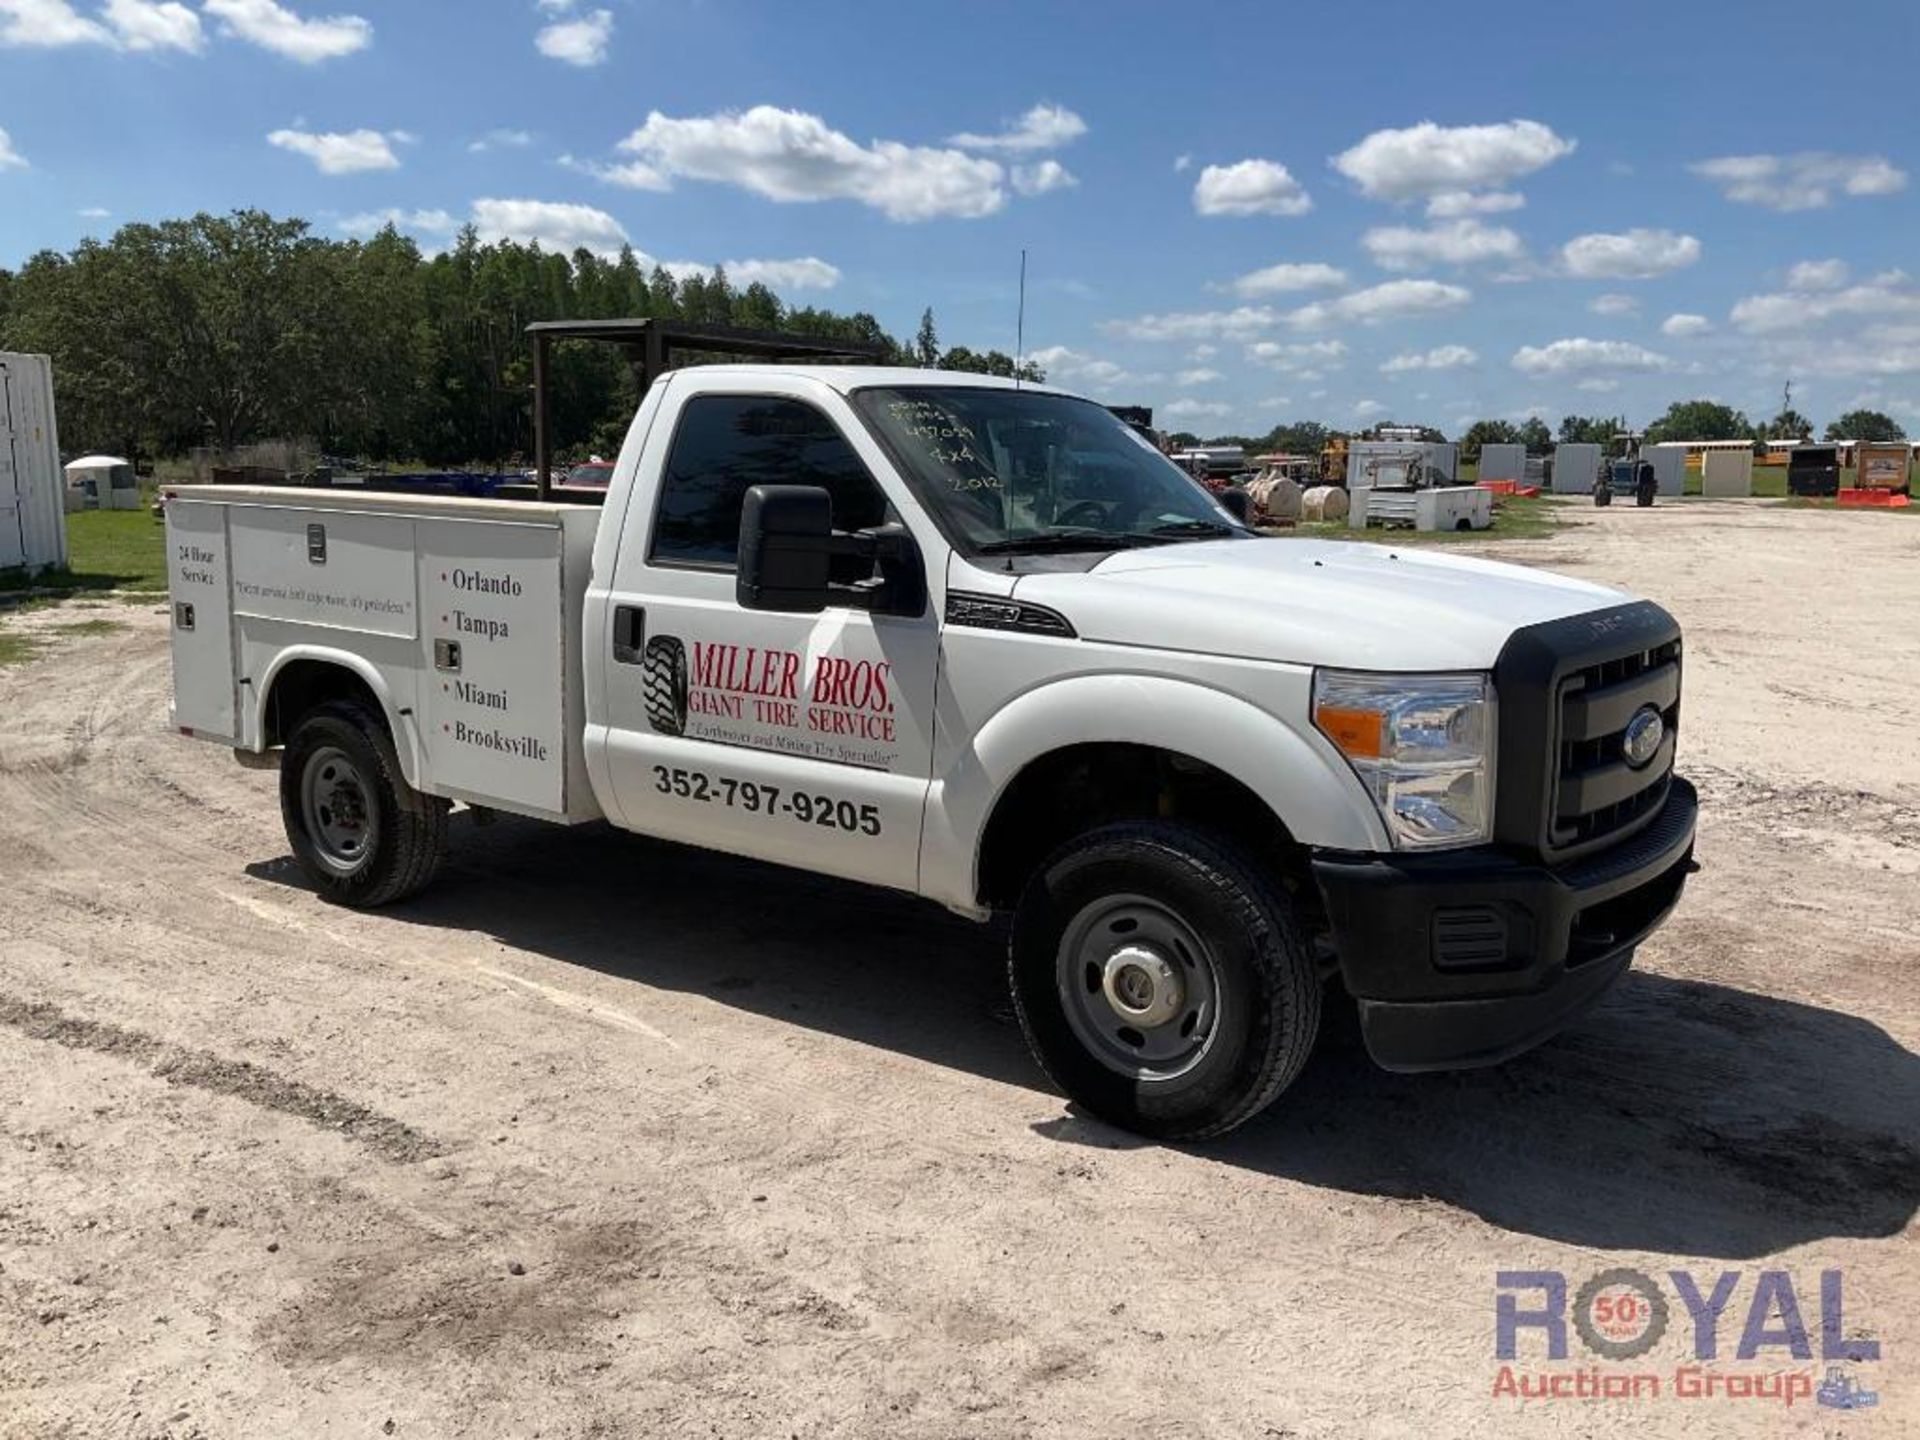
xmin=2 ymin=498 xmax=1914 ymax=1438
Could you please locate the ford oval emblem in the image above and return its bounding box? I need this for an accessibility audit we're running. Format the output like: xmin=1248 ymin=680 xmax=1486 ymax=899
xmin=1622 ymin=706 xmax=1665 ymax=769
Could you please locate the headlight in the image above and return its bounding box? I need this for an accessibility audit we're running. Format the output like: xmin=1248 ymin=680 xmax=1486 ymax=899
xmin=1313 ymin=670 xmax=1493 ymax=850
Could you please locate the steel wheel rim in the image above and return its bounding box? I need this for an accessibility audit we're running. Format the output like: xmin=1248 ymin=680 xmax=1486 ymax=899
xmin=1056 ymin=892 xmax=1221 ymax=1081
xmin=301 ymin=744 xmax=376 ymax=875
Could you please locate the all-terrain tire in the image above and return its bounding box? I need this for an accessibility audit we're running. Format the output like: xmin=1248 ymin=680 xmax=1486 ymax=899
xmin=1008 ymin=821 xmax=1321 ymax=1140
xmin=280 ymin=699 xmax=448 ymax=908
xmin=642 ymin=635 xmax=689 ymax=737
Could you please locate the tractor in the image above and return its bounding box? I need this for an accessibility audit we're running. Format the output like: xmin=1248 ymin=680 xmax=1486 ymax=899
xmin=1594 ymin=431 xmax=1656 ymax=508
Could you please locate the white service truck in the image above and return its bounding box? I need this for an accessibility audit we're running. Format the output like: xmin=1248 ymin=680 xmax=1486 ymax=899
xmin=165 ymin=367 xmax=1696 ymax=1139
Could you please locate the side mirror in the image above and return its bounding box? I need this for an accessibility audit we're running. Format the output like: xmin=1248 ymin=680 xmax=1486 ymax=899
xmin=738 ymin=484 xmax=833 ymax=612
xmin=1219 ymin=486 xmax=1253 ymax=524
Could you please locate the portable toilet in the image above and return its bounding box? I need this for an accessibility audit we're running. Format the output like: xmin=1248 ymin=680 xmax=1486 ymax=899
xmin=64 ymin=454 xmax=140 ymax=511
xmin=1551 ymin=443 xmax=1601 ymax=494
xmin=0 ymin=351 xmax=70 ymax=573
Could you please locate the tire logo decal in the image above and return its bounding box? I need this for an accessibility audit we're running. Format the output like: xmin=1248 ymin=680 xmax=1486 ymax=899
xmin=642 ymin=634 xmax=689 ymax=737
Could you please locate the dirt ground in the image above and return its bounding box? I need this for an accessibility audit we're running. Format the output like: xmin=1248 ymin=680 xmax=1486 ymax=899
xmin=1 ymin=497 xmax=1915 ymax=1439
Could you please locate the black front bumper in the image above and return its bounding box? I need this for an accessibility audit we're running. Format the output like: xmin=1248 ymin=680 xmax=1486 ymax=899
xmin=1311 ymin=775 xmax=1697 ymax=1072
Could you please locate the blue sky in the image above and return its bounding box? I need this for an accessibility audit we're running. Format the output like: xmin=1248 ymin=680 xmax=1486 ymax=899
xmin=3 ymin=0 xmax=1917 ymax=436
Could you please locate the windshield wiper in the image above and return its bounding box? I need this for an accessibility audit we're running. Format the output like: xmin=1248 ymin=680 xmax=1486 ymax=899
xmin=975 ymin=528 xmax=1158 ymax=554
xmin=1135 ymin=519 xmax=1247 ymax=538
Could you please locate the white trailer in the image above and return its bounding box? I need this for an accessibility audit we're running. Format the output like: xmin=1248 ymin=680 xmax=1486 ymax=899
xmin=1349 ymin=484 xmax=1493 ymax=532
xmin=0 ymin=351 xmax=69 ymax=573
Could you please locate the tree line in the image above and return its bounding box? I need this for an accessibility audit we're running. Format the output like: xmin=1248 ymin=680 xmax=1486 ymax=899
xmin=1193 ymin=400 xmax=1906 ymax=465
xmin=0 ymin=210 xmax=1038 ymax=466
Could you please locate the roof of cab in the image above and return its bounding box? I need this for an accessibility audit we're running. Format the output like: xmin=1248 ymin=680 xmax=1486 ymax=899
xmin=660 ymin=364 xmax=1076 ymax=398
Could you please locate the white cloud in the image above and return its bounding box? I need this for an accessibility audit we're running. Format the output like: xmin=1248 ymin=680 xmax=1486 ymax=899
xmin=1785 ymin=258 xmax=1848 ymax=291
xmin=469 ymin=128 xmax=532 ymax=154
xmin=1510 ymin=337 xmax=1670 ymax=376
xmin=1172 ymin=153 xmax=1192 ymax=173
xmin=1730 ymin=271 xmax=1920 ymax=335
xmin=1175 ymin=367 xmax=1224 ymax=386
xmin=1163 ymin=398 xmax=1232 ymax=419
xmin=78 ymin=205 xmax=110 ymax=218
xmin=1426 ymin=189 xmax=1524 ymax=217
xmin=613 ymin=106 xmax=1006 ymax=222
xmin=1285 ymin=278 xmax=1471 ymax=329
xmin=1353 ymin=399 xmax=1387 ymax=418
xmin=1011 ymin=159 xmax=1076 ymax=196
xmin=267 ymin=126 xmax=401 ymax=175
xmin=0 ymin=0 xmax=110 ymax=46
xmin=1661 ymin=313 xmax=1712 ymax=338
xmin=1560 ymin=228 xmax=1701 ymax=279
xmin=470 ymin=197 xmax=629 ymax=256
xmin=1380 ymin=344 xmax=1477 ymax=373
xmin=536 ymin=6 xmax=610 ymax=65
xmin=723 ymin=256 xmax=840 ymax=291
xmin=1575 ymin=378 xmax=1621 ymax=393
xmin=104 ymin=0 xmax=200 ymax=49
xmin=948 ymin=103 xmax=1085 ymax=153
xmin=1331 ymin=119 xmax=1574 ymax=202
xmin=1027 ymin=345 xmax=1132 ymax=386
xmin=1103 ymin=305 xmax=1279 ymax=342
xmin=337 ymin=207 xmax=459 ymax=239
xmin=1691 ymin=152 xmax=1908 ymax=211
xmin=1186 ymin=343 xmax=1217 ymax=360
xmin=1245 ymin=339 xmax=1347 ymax=372
xmin=0 ymin=126 xmax=26 ymax=169
xmin=561 ymin=152 xmax=670 ymax=191
xmin=1588 ymin=293 xmax=1638 ymax=316
xmin=203 ymin=0 xmax=370 ymax=63
xmin=1192 ymin=158 xmax=1311 ymax=217
xmin=1749 ymin=325 xmax=1920 ymax=379
xmin=1362 ymin=217 xmax=1523 ymax=271
xmin=1228 ymin=261 xmax=1347 ymax=297
xmin=2 ymin=0 xmax=200 ymax=49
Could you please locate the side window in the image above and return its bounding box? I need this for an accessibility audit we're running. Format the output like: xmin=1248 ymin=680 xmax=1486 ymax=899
xmin=650 ymin=394 xmax=889 ymax=570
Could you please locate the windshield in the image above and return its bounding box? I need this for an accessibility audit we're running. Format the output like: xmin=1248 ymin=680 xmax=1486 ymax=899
xmin=852 ymin=386 xmax=1249 ymax=553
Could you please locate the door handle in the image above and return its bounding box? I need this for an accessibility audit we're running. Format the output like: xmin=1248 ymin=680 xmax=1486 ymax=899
xmin=612 ymin=604 xmax=645 ymax=664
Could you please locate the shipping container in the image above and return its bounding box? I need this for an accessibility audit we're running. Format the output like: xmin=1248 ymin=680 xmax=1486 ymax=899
xmin=0 ymin=352 xmax=70 ymax=573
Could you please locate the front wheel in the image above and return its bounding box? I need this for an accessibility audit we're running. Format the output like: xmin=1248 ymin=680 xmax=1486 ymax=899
xmin=280 ymin=699 xmax=448 ymax=907
xmin=1009 ymin=822 xmax=1321 ymax=1139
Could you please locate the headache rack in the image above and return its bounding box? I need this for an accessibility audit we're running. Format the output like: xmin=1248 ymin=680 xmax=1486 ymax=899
xmin=522 ymin=319 xmax=887 ymax=501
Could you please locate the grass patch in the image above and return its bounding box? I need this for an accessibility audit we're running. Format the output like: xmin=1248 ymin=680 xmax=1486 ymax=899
xmin=0 ymin=507 xmax=169 ymax=597
xmin=57 ymin=617 xmax=130 ymax=636
xmin=0 ymin=630 xmax=43 ymax=668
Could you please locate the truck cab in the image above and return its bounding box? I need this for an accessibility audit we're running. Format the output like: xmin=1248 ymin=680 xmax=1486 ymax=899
xmin=167 ymin=362 xmax=1697 ymax=1140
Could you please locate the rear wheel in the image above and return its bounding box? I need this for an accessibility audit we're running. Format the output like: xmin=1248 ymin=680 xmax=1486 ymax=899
xmin=280 ymin=699 xmax=447 ymax=907
xmin=1009 ymin=822 xmax=1320 ymax=1139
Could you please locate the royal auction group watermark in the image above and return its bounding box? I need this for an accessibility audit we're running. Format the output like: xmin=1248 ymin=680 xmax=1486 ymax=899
xmin=1492 ymin=1267 xmax=1882 ymax=1411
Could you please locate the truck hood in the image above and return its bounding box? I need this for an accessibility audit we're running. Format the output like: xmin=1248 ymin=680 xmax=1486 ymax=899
xmin=1009 ymin=538 xmax=1629 ymax=672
